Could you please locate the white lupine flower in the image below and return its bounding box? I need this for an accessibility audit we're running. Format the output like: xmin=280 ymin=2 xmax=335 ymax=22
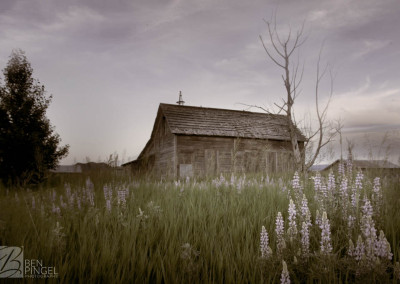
xmin=87 ymin=191 xmax=95 ymax=207
xmin=117 ymin=189 xmax=127 ymax=209
xmin=260 ymin=226 xmax=272 ymax=259
xmin=106 ymin=199 xmax=112 ymax=213
xmin=103 ymin=185 xmax=110 ymax=200
xmin=60 ymin=195 xmax=67 ymax=208
xmin=320 ymin=211 xmax=332 ymax=254
xmin=287 ymin=199 xmax=297 ymax=242
xmin=375 ymin=230 xmax=392 ymax=260
xmin=354 ymin=235 xmax=365 ymax=261
xmin=76 ymin=196 xmax=81 ymax=211
xmin=348 ymin=239 xmax=355 ymax=257
xmin=137 ymin=208 xmax=149 ymax=224
xmin=52 ymin=203 xmax=61 ymax=215
xmin=301 ymin=222 xmax=310 ymax=256
xmin=230 ymin=174 xmax=235 ymax=186
xmin=86 ymin=177 xmax=94 ymax=191
xmin=65 ymin=183 xmax=71 ymax=200
xmin=280 ymin=260 xmax=290 ymax=284
xmin=276 ymin=212 xmax=286 ymax=255
xmin=52 ymin=190 xmax=57 ymax=202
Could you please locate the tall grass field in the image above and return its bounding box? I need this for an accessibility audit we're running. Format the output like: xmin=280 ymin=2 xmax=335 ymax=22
xmin=1 ymin=162 xmax=400 ymax=283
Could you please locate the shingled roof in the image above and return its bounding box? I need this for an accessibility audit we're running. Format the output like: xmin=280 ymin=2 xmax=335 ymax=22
xmin=160 ymin=103 xmax=306 ymax=141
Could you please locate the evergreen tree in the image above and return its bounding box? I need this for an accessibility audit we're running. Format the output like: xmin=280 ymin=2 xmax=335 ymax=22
xmin=0 ymin=50 xmax=69 ymax=185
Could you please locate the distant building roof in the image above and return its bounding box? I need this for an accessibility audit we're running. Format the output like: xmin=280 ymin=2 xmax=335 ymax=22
xmin=309 ymin=164 xmax=330 ymax=172
xmin=51 ymin=165 xmax=82 ymax=173
xmin=352 ymin=160 xmax=399 ymax=169
xmin=160 ymin=103 xmax=306 ymax=141
xmin=51 ymin=162 xmax=111 ymax=173
xmin=322 ymin=159 xmax=400 ymax=172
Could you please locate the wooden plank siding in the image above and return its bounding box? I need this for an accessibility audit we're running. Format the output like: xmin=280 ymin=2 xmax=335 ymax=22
xmin=176 ymin=135 xmax=301 ymax=177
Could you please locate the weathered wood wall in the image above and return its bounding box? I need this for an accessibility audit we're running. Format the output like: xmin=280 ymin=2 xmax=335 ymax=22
xmin=133 ymin=114 xmax=176 ymax=178
xmin=176 ymin=135 xmax=300 ymax=177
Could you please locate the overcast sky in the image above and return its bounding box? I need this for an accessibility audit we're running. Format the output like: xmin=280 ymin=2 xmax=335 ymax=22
xmin=0 ymin=0 xmax=399 ymax=165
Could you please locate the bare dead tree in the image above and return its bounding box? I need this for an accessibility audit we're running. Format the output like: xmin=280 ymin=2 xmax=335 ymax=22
xmin=259 ymin=16 xmax=339 ymax=172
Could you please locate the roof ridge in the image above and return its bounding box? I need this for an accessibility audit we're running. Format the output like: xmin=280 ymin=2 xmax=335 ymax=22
xmin=159 ymin=103 xmax=285 ymax=118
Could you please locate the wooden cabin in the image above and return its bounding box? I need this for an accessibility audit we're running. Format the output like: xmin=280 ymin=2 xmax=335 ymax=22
xmin=123 ymin=103 xmax=306 ymax=178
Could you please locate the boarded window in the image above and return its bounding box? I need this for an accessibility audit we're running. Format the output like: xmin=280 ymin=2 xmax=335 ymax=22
xmin=179 ymin=164 xmax=193 ymax=178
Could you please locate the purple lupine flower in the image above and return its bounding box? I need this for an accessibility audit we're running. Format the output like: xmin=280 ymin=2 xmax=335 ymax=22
xmin=106 ymin=199 xmax=112 ymax=213
xmin=76 ymin=196 xmax=81 ymax=211
xmin=301 ymin=221 xmax=310 ymax=256
xmin=327 ymin=171 xmax=335 ymax=193
xmin=320 ymin=211 xmax=332 ymax=254
xmin=372 ymin=177 xmax=383 ymax=216
xmin=347 ymin=215 xmax=356 ymax=234
xmin=300 ymin=194 xmax=311 ymax=227
xmin=346 ymin=155 xmax=353 ymax=176
xmin=339 ymin=178 xmax=348 ymax=200
xmin=315 ymin=209 xmax=322 ymax=227
xmin=350 ymin=185 xmax=358 ymax=209
xmin=287 ymin=199 xmax=297 ymax=242
xmin=64 ymin=183 xmax=71 ymax=200
xmin=362 ymin=197 xmax=373 ymax=218
xmin=117 ymin=189 xmax=127 ymax=209
xmin=275 ymin=212 xmax=286 ymax=255
xmin=355 ymin=171 xmax=363 ymax=190
xmin=313 ymin=172 xmax=322 ymax=193
xmin=354 ymin=235 xmax=365 ymax=261
xmin=375 ymin=230 xmax=393 ymax=260
xmin=361 ymin=215 xmax=377 ymax=261
xmin=348 ymin=239 xmax=355 ymax=257
xmin=52 ymin=203 xmax=61 ymax=215
xmin=292 ymin=172 xmax=302 ymax=200
xmin=280 ymin=260 xmax=290 ymax=284
xmin=338 ymin=161 xmax=345 ymax=177
xmin=260 ymin=226 xmax=272 ymax=259
xmin=86 ymin=177 xmax=94 ymax=191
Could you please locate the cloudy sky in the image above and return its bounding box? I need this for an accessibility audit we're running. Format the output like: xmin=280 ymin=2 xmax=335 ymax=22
xmin=0 ymin=0 xmax=399 ymax=165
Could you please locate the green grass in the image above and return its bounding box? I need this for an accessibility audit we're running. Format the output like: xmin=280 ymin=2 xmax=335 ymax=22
xmin=0 ymin=170 xmax=399 ymax=283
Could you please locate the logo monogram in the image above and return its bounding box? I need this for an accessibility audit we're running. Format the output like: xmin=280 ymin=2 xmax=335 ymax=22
xmin=0 ymin=246 xmax=24 ymax=278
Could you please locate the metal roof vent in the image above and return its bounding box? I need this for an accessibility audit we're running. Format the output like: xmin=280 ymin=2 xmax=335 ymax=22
xmin=176 ymin=91 xmax=185 ymax=106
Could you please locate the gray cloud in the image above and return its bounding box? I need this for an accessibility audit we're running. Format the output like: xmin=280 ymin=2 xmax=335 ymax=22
xmin=0 ymin=0 xmax=399 ymax=164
